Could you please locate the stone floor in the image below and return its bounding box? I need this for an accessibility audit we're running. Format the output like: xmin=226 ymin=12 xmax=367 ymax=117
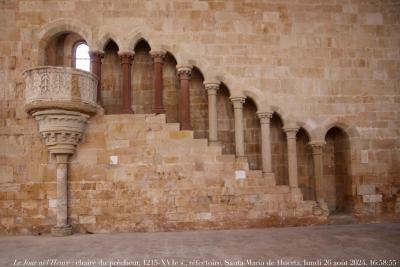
xmin=1 ymin=223 xmax=399 ymax=267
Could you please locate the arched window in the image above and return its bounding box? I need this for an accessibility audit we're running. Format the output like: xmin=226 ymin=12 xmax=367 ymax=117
xmin=73 ymin=42 xmax=90 ymax=71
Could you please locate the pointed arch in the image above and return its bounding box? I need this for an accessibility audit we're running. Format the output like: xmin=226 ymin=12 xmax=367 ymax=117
xmin=126 ymin=29 xmax=154 ymax=52
xmin=96 ymin=32 xmax=122 ymax=52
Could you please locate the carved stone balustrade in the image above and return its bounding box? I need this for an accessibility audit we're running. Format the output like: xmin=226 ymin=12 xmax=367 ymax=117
xmin=23 ymin=66 xmax=98 ymax=236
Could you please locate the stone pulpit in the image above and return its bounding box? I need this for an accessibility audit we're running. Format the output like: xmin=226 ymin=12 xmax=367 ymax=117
xmin=23 ymin=66 xmax=98 ymax=236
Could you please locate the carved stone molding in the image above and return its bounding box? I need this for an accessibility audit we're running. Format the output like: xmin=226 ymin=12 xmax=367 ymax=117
xmin=257 ymin=111 xmax=273 ymax=124
xmin=23 ymin=66 xmax=98 ymax=115
xmin=230 ymin=96 xmax=246 ymax=109
xmin=204 ymin=82 xmax=220 ymax=95
xmin=32 ymin=109 xmax=89 ymax=155
xmin=150 ymin=50 xmax=166 ymax=63
xmin=177 ymin=65 xmax=192 ymax=79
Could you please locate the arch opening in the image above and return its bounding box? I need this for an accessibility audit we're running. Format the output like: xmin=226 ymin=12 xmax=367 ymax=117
xmin=163 ymin=52 xmax=179 ymax=123
xmin=44 ymin=32 xmax=86 ymax=67
xmin=101 ymin=40 xmax=122 ymax=114
xmin=323 ymin=127 xmax=353 ymax=213
xmin=73 ymin=42 xmax=90 ymax=71
xmin=190 ymin=66 xmax=208 ymax=139
xmin=217 ymin=83 xmax=235 ymax=155
xmin=271 ymin=113 xmax=289 ymax=185
xmin=243 ymin=97 xmax=261 ymax=170
xmin=132 ymin=40 xmax=153 ymax=114
xmin=297 ymin=128 xmax=315 ymax=200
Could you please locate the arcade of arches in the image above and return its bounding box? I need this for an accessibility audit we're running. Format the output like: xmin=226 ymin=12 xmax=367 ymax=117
xmin=44 ymin=32 xmax=354 ymax=214
xmin=43 ymin=32 xmax=355 ymax=205
xmin=1 ymin=30 xmax=361 ymax=235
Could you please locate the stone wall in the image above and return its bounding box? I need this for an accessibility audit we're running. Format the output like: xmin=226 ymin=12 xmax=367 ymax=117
xmin=0 ymin=114 xmax=323 ymax=234
xmin=0 ymin=0 xmax=399 ymax=234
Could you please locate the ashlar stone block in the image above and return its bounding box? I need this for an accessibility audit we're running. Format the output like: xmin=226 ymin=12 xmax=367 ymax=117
xmin=362 ymin=194 xmax=383 ymax=203
xmin=79 ymin=215 xmax=96 ymax=224
xmin=357 ymin=185 xmax=375 ymax=195
xmin=0 ymin=166 xmax=13 ymax=183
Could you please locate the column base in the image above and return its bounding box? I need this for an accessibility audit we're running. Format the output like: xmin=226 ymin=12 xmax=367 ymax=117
xmin=312 ymin=204 xmax=324 ymax=216
xmin=313 ymin=199 xmax=329 ymax=217
xmin=51 ymin=225 xmax=73 ymax=237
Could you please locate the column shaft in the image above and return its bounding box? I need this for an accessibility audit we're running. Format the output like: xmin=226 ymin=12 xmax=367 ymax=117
xmin=231 ymin=97 xmax=246 ymax=157
xmin=55 ymin=154 xmax=69 ymax=227
xmin=177 ymin=66 xmax=192 ymax=130
xmin=204 ymin=82 xmax=220 ymax=144
xmin=89 ymin=51 xmax=103 ymax=104
xmin=310 ymin=142 xmax=325 ymax=201
xmin=120 ymin=53 xmax=134 ymax=113
xmin=257 ymin=112 xmax=273 ymax=173
xmin=284 ymin=126 xmax=299 ymax=188
xmin=151 ymin=51 xmax=166 ymax=114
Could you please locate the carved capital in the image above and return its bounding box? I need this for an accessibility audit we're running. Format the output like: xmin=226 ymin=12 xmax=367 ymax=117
xmin=257 ymin=111 xmax=273 ymax=124
xmin=89 ymin=51 xmax=104 ymax=61
xmin=309 ymin=141 xmax=326 ymax=155
xmin=283 ymin=124 xmax=299 ymax=139
xmin=309 ymin=141 xmax=326 ymax=149
xmin=150 ymin=50 xmax=166 ymax=63
xmin=230 ymin=96 xmax=246 ymax=109
xmin=119 ymin=52 xmax=134 ymax=64
xmin=177 ymin=65 xmax=192 ymax=79
xmin=204 ymin=82 xmax=220 ymax=95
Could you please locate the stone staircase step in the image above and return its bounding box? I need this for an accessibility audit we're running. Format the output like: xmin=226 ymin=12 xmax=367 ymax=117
xmin=168 ymin=130 xmax=194 ymax=140
xmin=145 ymin=114 xmax=166 ymax=123
xmin=165 ymin=123 xmax=180 ymax=131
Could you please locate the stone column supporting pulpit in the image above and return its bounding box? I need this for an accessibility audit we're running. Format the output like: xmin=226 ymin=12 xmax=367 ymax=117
xmin=23 ymin=66 xmax=98 ymax=236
